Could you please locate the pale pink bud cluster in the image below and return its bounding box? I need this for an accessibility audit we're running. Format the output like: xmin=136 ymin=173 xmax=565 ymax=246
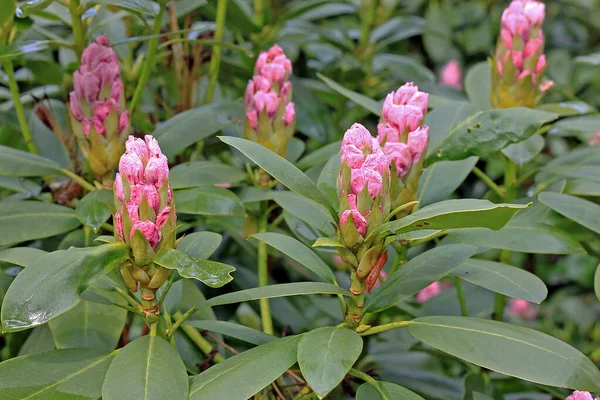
xmin=440 ymin=60 xmax=462 ymax=90
xmin=69 ymin=35 xmax=129 ymax=137
xmin=245 ymin=45 xmax=295 ymax=131
xmin=339 ymin=123 xmax=389 ymax=236
xmin=114 ymin=136 xmax=173 ymax=248
xmin=377 ymin=83 xmax=429 ymax=178
xmin=506 ymin=299 xmax=538 ymax=320
xmin=566 ymin=392 xmax=597 ymax=400
xmin=497 ymin=0 xmax=548 ymax=86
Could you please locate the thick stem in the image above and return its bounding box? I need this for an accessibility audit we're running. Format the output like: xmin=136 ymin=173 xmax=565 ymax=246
xmin=167 ymin=307 xmax=197 ymax=338
xmin=455 ymin=277 xmax=469 ymax=317
xmin=59 ymin=168 xmax=96 ymax=192
xmin=389 ymin=242 xmax=408 ymax=275
xmin=472 ymin=166 xmax=504 ymax=198
xmin=3 ymin=59 xmax=38 ymax=154
xmin=494 ymin=292 xmax=506 ymax=322
xmin=344 ymin=270 xmax=365 ymax=328
xmin=128 ymin=3 xmax=165 ymax=115
xmin=141 ymin=286 xmax=159 ymax=321
xmin=358 ymin=320 xmax=412 ymax=336
xmin=68 ymin=0 xmax=86 ymax=60
xmin=179 ymin=320 xmax=225 ymax=363
xmin=258 ymin=202 xmax=274 ymax=334
xmin=203 ymin=0 xmax=227 ymax=105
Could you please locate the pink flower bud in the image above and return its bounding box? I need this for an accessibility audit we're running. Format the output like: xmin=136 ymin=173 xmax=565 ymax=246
xmin=416 ymin=282 xmax=443 ymax=303
xmin=119 ymin=152 xmax=144 ymax=184
xmin=407 ymin=126 xmax=429 ymax=163
xmin=284 ymin=102 xmax=295 ymax=127
xmin=144 ymin=135 xmax=162 ymax=156
xmin=566 ymin=391 xmax=595 ymax=400
xmin=497 ymin=60 xmax=503 ymax=76
xmin=440 ymin=60 xmax=462 ymax=90
xmin=126 ymin=136 xmax=149 ymax=161
xmin=340 ymin=209 xmax=368 ymax=236
xmin=255 ymin=44 xmax=292 ymax=84
xmin=540 ymin=80 xmax=554 ymax=92
xmin=351 ymin=167 xmax=383 ymax=198
xmin=374 ymin=270 xmax=388 ymax=288
xmin=500 ymin=28 xmax=513 ymax=49
xmin=281 ymin=81 xmax=292 ymax=103
xmin=131 ymin=184 xmax=160 ymax=213
xmin=253 ymin=90 xmax=280 ymax=117
xmin=69 ymin=92 xmax=83 ymax=120
xmin=91 ymin=117 xmax=105 ymax=136
xmin=126 ymin=204 xmax=139 ymax=223
xmin=522 ymin=0 xmax=545 ymax=26
xmin=384 ymin=142 xmax=412 ymax=177
xmin=94 ymin=100 xmax=112 ymax=121
xmin=260 ymin=64 xmax=287 ymax=84
xmin=507 ymin=299 xmax=538 ymax=320
xmin=534 ymin=54 xmax=546 ymax=74
xmin=391 ymin=82 xmax=429 ymax=115
xmin=524 ymin=38 xmax=542 ymax=58
xmin=130 ymin=221 xmax=161 ymax=248
xmin=363 ymin=151 xmax=389 ymax=176
xmin=119 ymin=111 xmax=129 ymax=134
xmin=342 ymin=123 xmax=373 ymax=151
xmin=114 ymin=210 xmax=124 ymax=240
xmin=511 ymin=50 xmax=523 ymax=70
xmin=246 ymin=109 xmax=258 ymax=131
xmin=387 ymin=105 xmax=423 ymax=134
xmin=114 ymin=173 xmax=124 ymax=202
xmin=145 ymin=154 xmax=169 ymax=188
xmin=156 ymin=206 xmax=171 ymax=228
xmin=377 ymin=122 xmax=400 ymax=144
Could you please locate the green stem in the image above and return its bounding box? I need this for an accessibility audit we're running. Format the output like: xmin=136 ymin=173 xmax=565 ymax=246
xmin=59 ymin=168 xmax=96 ymax=192
xmin=358 ymin=0 xmax=377 ymax=49
xmin=180 ymin=320 xmax=225 ymax=363
xmin=253 ymin=0 xmax=265 ymax=27
xmin=113 ymin=286 xmax=142 ymax=308
xmin=128 ymin=3 xmax=165 ymax=115
xmin=203 ymin=0 xmax=227 ymax=105
xmin=68 ymin=0 xmax=86 ymax=60
xmin=348 ymin=368 xmax=386 ymax=397
xmin=455 ymin=277 xmax=468 ymax=317
xmin=494 ymin=292 xmax=506 ymax=321
xmin=344 ymin=270 xmax=365 ymax=328
xmin=389 ymin=242 xmax=408 ymax=275
xmin=157 ymin=278 xmax=174 ymax=311
xmin=149 ymin=322 xmax=157 ymax=337
xmin=358 ymin=320 xmax=412 ymax=336
xmin=167 ymin=307 xmax=197 ymax=338
xmin=472 ymin=166 xmax=504 ymax=198
xmin=3 ymin=59 xmax=38 ymax=154
xmin=258 ymin=202 xmax=274 ymax=334
xmin=101 ymin=223 xmax=114 ymax=233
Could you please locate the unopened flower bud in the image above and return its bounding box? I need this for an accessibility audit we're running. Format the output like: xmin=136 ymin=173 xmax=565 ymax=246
xmin=506 ymin=299 xmax=538 ymax=320
xmin=440 ymin=60 xmax=463 ymax=90
xmin=566 ymin=392 xmax=595 ymax=400
xmin=130 ymin=221 xmax=161 ymax=248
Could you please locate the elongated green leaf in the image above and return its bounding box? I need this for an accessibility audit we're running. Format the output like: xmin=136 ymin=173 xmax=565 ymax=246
xmin=184 ymin=320 xmax=274 ymax=345
xmin=0 ymin=247 xmax=46 ymax=267
xmin=595 ymin=264 xmax=600 ymax=301
xmin=176 ymin=231 xmax=222 ymax=259
xmin=425 ymin=102 xmax=474 ymax=154
xmin=465 ymin=62 xmax=492 ymax=111
xmin=251 ymin=232 xmax=336 ymax=284
xmin=0 ymin=0 xmax=15 ymax=23
xmin=425 ymin=108 xmax=557 ymax=166
xmin=220 ymin=136 xmax=336 ymax=217
xmin=539 ymin=192 xmax=600 ymax=234
xmin=298 ymin=327 xmax=362 ymax=398
xmin=205 ymin=282 xmax=350 ymax=307
xmin=502 ymin=134 xmax=545 ymax=166
xmin=1 ymin=243 xmax=129 ymax=332
xmin=0 ymin=201 xmax=81 ymax=246
xmin=543 ymin=165 xmax=600 ymax=183
xmin=76 ymin=189 xmax=113 ymax=231
xmin=538 ymin=101 xmax=596 ymax=117
xmin=169 ymin=161 xmax=247 ymax=189
xmin=18 ymin=325 xmax=54 ymax=356
xmin=408 ymin=316 xmax=600 ymax=391
xmin=271 ymin=191 xmax=334 ymax=233
xmin=102 ymin=335 xmax=188 ymax=400
xmin=365 ymin=244 xmax=477 ymax=313
xmin=357 ymin=381 xmax=425 ymax=400
xmin=296 ymin=140 xmax=341 ymax=170
xmin=83 ymin=0 xmax=160 ymax=15
xmin=48 ymin=300 xmax=127 ymax=350
xmin=566 ymin=180 xmax=600 ymax=197
xmin=451 ymin=259 xmax=547 ymax=303
xmin=417 ymin=157 xmax=478 ymax=207
xmin=154 ymin=102 xmax=242 ymax=158
xmin=188 ymin=336 xmax=301 ymax=399
xmin=15 ymin=0 xmax=55 ymax=17
xmin=317 ymin=73 xmax=382 ymax=116
xmin=154 ymin=249 xmax=234 ymax=288
xmin=174 ymin=186 xmax=245 ymax=216
xmin=372 ymin=199 xmax=527 ymax=238
xmin=317 ymin=153 xmax=341 ymax=212
xmin=0 ymin=347 xmax=117 ymax=400
xmin=0 ymin=145 xmax=61 ymax=177
xmin=448 ymin=223 xmax=585 ymax=254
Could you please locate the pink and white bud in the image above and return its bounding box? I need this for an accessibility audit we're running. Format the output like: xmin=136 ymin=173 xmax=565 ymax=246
xmin=377 ymin=122 xmax=400 ymax=145
xmin=351 ymin=167 xmax=384 ymax=198
xmin=255 ymin=44 xmax=292 ymax=83
xmin=342 ymin=123 xmax=374 ymax=151
xmin=145 ymin=154 xmax=169 ymax=189
xmin=440 ymin=60 xmax=462 ymax=90
xmin=407 ymin=126 xmax=429 ymax=163
xmin=507 ymin=299 xmax=538 ymax=320
xmin=284 ymin=102 xmax=295 ymax=127
xmin=340 ymin=209 xmax=368 ymax=236
xmin=119 ymin=153 xmax=144 ymax=184
xmin=114 ymin=211 xmax=124 ymax=240
xmin=114 ymin=173 xmax=124 ymax=202
xmin=130 ymin=221 xmax=161 ymax=248
xmin=566 ymin=392 xmax=595 ymax=400
xmin=156 ymin=206 xmax=171 ymax=228
xmin=383 ymin=142 xmax=413 ymax=178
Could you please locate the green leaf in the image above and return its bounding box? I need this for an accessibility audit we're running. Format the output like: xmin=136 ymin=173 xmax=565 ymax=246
xmin=425 ymin=108 xmax=557 ymax=166
xmin=296 ymin=140 xmax=341 ymax=170
xmin=205 ymin=282 xmax=350 ymax=307
xmin=1 ymin=243 xmax=129 ymax=332
xmin=176 ymin=231 xmax=222 ymax=259
xmin=501 ymin=134 xmax=545 ymax=166
xmin=0 ymin=144 xmax=61 ymax=177
xmin=184 ymin=320 xmax=274 ymax=345
xmin=0 ymin=0 xmax=15 ymax=23
xmin=365 ymin=244 xmax=477 ymax=313
xmin=251 ymin=232 xmax=337 ymax=284
xmin=271 ymin=191 xmax=334 ymax=234
xmin=169 ymin=161 xmax=247 ymax=189
xmin=317 ymin=73 xmax=381 ymax=116
xmin=76 ymin=189 xmax=113 ymax=231
xmin=188 ymin=336 xmax=301 ymax=399
xmin=465 ymin=62 xmax=492 ymax=111
xmin=154 ymin=249 xmax=234 ymax=288
xmin=48 ymin=300 xmax=127 ymax=350
xmin=422 ymin=1 xmax=452 ymax=63
xmin=219 ymin=136 xmax=336 ymax=217
xmin=298 ymin=327 xmax=362 ymax=398
xmin=18 ymin=325 xmax=55 ymax=356
xmin=566 ymin=180 xmax=600 ymax=197
xmin=0 ymin=247 xmax=46 ymax=267
xmin=451 ymin=259 xmax=547 ymax=303
xmin=15 ymin=0 xmax=55 ymax=18
xmin=0 ymin=347 xmax=117 ymax=400
xmin=102 ymin=335 xmax=188 ymax=400
xmin=448 ymin=223 xmax=585 ymax=254
xmin=543 ymin=165 xmax=600 ymax=183
xmin=0 ymin=201 xmax=81 ymax=246
xmin=312 ymin=237 xmax=344 ymax=248
xmin=595 ymin=264 xmax=600 ymax=301
xmin=408 ymin=316 xmax=600 ymax=391
xmin=317 ymin=153 xmax=341 ymax=212
xmin=83 ymin=0 xmax=160 ymax=15
xmin=538 ymin=101 xmax=597 ymax=117
xmin=539 ymin=192 xmax=600 ymax=234
xmin=154 ymin=102 xmax=242 ymax=158
xmin=174 ymin=186 xmax=245 ymax=216
xmin=372 ymin=199 xmax=528 ymax=238
xmin=417 ymin=157 xmax=478 ymax=207
xmin=425 ymin=101 xmax=474 ymax=155
xmin=356 ymin=381 xmax=425 ymax=400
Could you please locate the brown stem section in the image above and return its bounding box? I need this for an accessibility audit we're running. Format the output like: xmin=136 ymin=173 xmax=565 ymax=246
xmin=344 ymin=270 xmax=365 ymax=328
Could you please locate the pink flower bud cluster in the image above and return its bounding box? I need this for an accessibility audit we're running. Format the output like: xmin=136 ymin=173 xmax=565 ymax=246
xmin=377 ymin=83 xmax=429 ymax=178
xmin=567 ymin=392 xmax=598 ymax=400
xmin=497 ymin=0 xmax=548 ymax=86
xmin=114 ymin=136 xmax=173 ymax=248
xmin=245 ymin=45 xmax=295 ymax=131
xmin=440 ymin=60 xmax=463 ymax=90
xmin=415 ymin=281 xmax=452 ymax=303
xmin=339 ymin=123 xmax=389 ymax=236
xmin=69 ymin=35 xmax=129 ymax=137
xmin=506 ymin=299 xmax=538 ymax=320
